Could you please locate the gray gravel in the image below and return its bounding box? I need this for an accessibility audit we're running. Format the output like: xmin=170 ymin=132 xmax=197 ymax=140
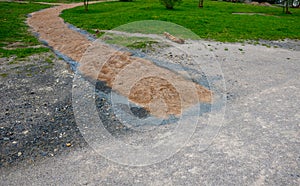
xmin=0 ymin=53 xmax=86 ymax=168
xmin=258 ymin=39 xmax=300 ymax=51
xmin=1 ymin=38 xmax=299 ymax=184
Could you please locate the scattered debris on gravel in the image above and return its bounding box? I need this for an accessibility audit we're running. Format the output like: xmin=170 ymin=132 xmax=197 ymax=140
xmin=0 ymin=52 xmax=87 ymax=169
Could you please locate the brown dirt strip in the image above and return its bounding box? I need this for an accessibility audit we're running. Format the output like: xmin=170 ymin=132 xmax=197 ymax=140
xmin=27 ymin=2 xmax=212 ymax=118
xmin=27 ymin=3 xmax=90 ymax=62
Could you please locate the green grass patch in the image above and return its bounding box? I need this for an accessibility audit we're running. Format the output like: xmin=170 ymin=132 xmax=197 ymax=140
xmin=103 ymin=34 xmax=160 ymax=49
xmin=30 ymin=0 xmax=83 ymax=3
xmin=0 ymin=73 xmax=8 ymax=78
xmin=127 ymin=40 xmax=158 ymax=49
xmin=0 ymin=2 xmax=51 ymax=58
xmin=0 ymin=47 xmax=50 ymax=58
xmin=61 ymin=0 xmax=300 ymax=42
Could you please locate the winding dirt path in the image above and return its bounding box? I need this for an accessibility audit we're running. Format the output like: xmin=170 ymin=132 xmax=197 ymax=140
xmin=27 ymin=2 xmax=91 ymax=62
xmin=27 ymin=2 xmax=212 ymax=117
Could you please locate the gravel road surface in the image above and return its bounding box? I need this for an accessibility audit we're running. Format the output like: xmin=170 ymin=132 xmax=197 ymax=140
xmin=0 ymin=2 xmax=299 ymax=185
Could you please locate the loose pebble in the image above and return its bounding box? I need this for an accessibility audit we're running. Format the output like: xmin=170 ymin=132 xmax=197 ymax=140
xmin=66 ymin=143 xmax=72 ymax=147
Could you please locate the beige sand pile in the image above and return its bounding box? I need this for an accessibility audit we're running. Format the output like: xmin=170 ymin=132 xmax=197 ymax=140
xmin=27 ymin=3 xmax=212 ymax=118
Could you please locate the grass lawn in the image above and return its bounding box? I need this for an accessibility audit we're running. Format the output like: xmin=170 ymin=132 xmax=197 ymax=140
xmin=61 ymin=0 xmax=300 ymax=42
xmin=30 ymin=0 xmax=83 ymax=3
xmin=0 ymin=2 xmax=52 ymax=58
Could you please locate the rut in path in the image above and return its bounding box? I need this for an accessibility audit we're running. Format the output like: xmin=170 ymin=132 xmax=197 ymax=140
xmin=27 ymin=2 xmax=212 ymax=118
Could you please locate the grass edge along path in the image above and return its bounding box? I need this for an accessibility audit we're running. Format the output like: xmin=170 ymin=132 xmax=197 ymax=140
xmin=61 ymin=0 xmax=300 ymax=42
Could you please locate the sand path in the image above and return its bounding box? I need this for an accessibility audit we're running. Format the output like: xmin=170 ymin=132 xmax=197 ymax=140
xmin=27 ymin=2 xmax=212 ymax=117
